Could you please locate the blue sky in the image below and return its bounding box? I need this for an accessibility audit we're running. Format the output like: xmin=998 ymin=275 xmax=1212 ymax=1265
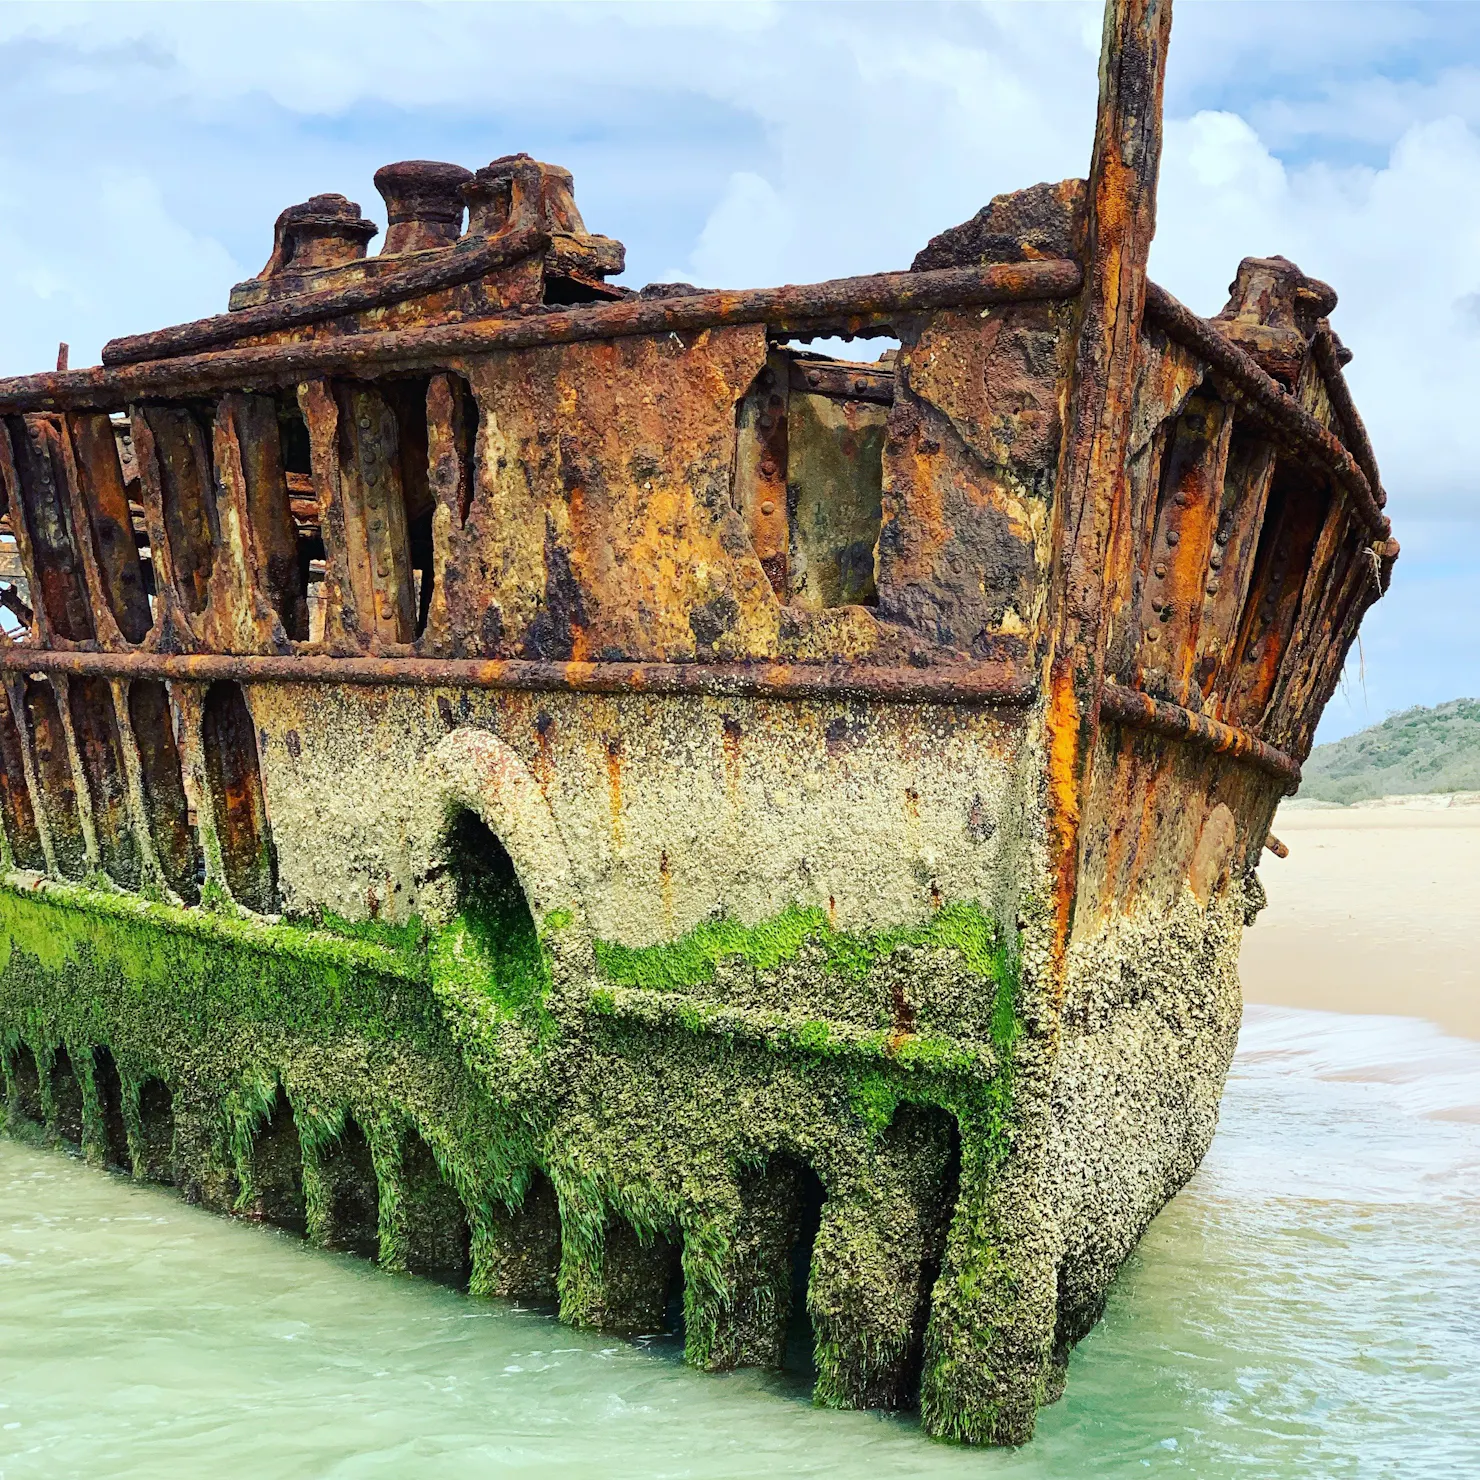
xmin=1 ymin=0 xmax=1476 ymax=743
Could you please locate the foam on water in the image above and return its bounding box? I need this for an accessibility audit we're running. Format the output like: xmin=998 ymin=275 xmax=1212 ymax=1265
xmin=1 ymin=1005 xmax=1476 ymax=1478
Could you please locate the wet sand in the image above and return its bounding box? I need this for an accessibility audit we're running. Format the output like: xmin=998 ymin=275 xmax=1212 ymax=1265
xmin=1240 ymin=800 xmax=1480 ymax=1042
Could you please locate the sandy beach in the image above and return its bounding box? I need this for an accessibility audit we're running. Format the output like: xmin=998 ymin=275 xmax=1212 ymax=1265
xmin=1240 ymin=800 xmax=1480 ymax=1043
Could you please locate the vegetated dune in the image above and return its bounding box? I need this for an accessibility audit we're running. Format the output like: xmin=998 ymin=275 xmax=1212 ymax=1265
xmin=1301 ymin=699 xmax=1480 ymax=804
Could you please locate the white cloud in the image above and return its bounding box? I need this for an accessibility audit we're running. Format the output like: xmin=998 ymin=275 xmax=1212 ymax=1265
xmin=681 ymin=171 xmax=792 ymax=288
xmin=0 ymin=159 xmax=239 ymax=373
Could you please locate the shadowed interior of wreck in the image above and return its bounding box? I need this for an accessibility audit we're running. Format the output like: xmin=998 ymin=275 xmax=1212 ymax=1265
xmin=6 ymin=1042 xmax=43 ymax=1125
xmin=48 ymin=1045 xmax=83 ymax=1146
xmin=244 ymin=1085 xmax=307 ymax=1235
xmin=135 ymin=1076 xmax=175 ymax=1184
xmin=316 ymin=1114 xmax=381 ymax=1259
xmin=589 ymin=1217 xmax=685 ymax=1337
xmin=400 ymin=1129 xmax=472 ymax=1287
xmin=779 ymin=1159 xmax=826 ymax=1382
xmin=486 ymin=1168 xmax=563 ymax=1302
xmin=92 ymin=1045 xmax=130 ymax=1170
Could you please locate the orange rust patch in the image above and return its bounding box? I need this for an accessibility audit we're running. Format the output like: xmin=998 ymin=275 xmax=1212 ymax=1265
xmin=1045 ymin=659 xmax=1084 ymax=972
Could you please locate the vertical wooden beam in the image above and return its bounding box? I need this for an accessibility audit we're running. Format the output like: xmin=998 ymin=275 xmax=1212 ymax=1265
xmin=1043 ymin=0 xmax=1173 ymax=973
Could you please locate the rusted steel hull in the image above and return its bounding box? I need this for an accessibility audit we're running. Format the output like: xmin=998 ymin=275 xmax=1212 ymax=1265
xmin=0 ymin=0 xmax=1395 ymax=1448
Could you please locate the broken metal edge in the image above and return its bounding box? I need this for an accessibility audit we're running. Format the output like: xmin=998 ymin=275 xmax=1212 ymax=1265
xmin=4 ymin=266 xmax=1391 ymax=566
xmin=1310 ymin=327 xmax=1386 ymax=508
xmin=0 ymin=259 xmax=1083 ymax=413
xmin=1099 ymin=681 xmax=1302 ymax=786
xmin=1143 ymin=282 xmax=1389 ymax=541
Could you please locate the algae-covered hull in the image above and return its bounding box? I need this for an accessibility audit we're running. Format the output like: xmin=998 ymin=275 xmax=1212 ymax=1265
xmin=0 ymin=0 xmax=1395 ymax=1446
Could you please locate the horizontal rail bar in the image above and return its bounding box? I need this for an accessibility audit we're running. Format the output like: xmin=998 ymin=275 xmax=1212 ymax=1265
xmin=0 ymin=646 xmax=1038 ymax=706
xmin=1099 ymin=682 xmax=1302 ymax=785
xmin=1142 ymin=282 xmax=1390 ymax=540
xmin=101 ymin=226 xmax=551 ymax=367
xmin=0 ymin=259 xmax=1083 ymax=414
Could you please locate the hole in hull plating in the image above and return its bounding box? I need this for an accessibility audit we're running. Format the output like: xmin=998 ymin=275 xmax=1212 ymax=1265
xmin=202 ymin=682 xmax=275 ymax=912
xmin=136 ymin=1077 xmax=175 ymax=1184
xmin=49 ymin=1045 xmax=83 ymax=1146
xmin=736 ymin=347 xmax=890 ymax=612
xmin=243 ymin=1085 xmax=306 ymax=1236
xmin=401 ymin=1130 xmax=471 ymax=1288
xmin=317 ymin=1115 xmax=380 ymax=1260
xmin=92 ymin=1046 xmax=130 ymax=1170
xmin=446 ymin=810 xmax=545 ymax=1018
xmin=7 ymin=1043 xmax=43 ymax=1124
xmin=129 ymin=680 xmax=199 ymax=903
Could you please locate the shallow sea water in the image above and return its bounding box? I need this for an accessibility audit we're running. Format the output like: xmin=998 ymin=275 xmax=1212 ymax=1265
xmin=1 ymin=1004 xmax=1477 ymax=1478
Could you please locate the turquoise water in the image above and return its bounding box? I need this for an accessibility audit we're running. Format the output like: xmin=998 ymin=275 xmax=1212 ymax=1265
xmin=1 ymin=1005 xmax=1477 ymax=1477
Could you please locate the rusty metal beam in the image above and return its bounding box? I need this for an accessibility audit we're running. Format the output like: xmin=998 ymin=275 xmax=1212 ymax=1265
xmin=0 ymin=646 xmax=1037 ymax=707
xmin=0 ymin=259 xmax=1083 ymax=414
xmin=1044 ymin=0 xmax=1174 ymax=967
xmin=1143 ymin=282 xmax=1389 ymax=539
xmin=1100 ymin=682 xmax=1302 ymax=785
xmin=101 ymin=227 xmax=551 ymax=367
xmin=0 ymin=586 xmax=32 ymax=629
xmin=1311 ymin=327 xmax=1386 ymax=508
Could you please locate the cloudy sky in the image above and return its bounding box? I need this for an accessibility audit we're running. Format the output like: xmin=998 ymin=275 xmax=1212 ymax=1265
xmin=1 ymin=0 xmax=1475 ymax=742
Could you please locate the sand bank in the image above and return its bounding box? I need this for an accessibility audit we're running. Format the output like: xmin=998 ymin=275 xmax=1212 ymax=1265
xmin=1240 ymin=798 xmax=1480 ymax=1042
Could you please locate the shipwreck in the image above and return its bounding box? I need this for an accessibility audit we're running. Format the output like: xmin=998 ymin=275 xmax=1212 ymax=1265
xmin=0 ymin=0 xmax=1395 ymax=1445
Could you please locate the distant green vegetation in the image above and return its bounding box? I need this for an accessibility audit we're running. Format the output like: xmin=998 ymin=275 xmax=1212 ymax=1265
xmin=1300 ymin=699 xmax=1480 ymax=804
